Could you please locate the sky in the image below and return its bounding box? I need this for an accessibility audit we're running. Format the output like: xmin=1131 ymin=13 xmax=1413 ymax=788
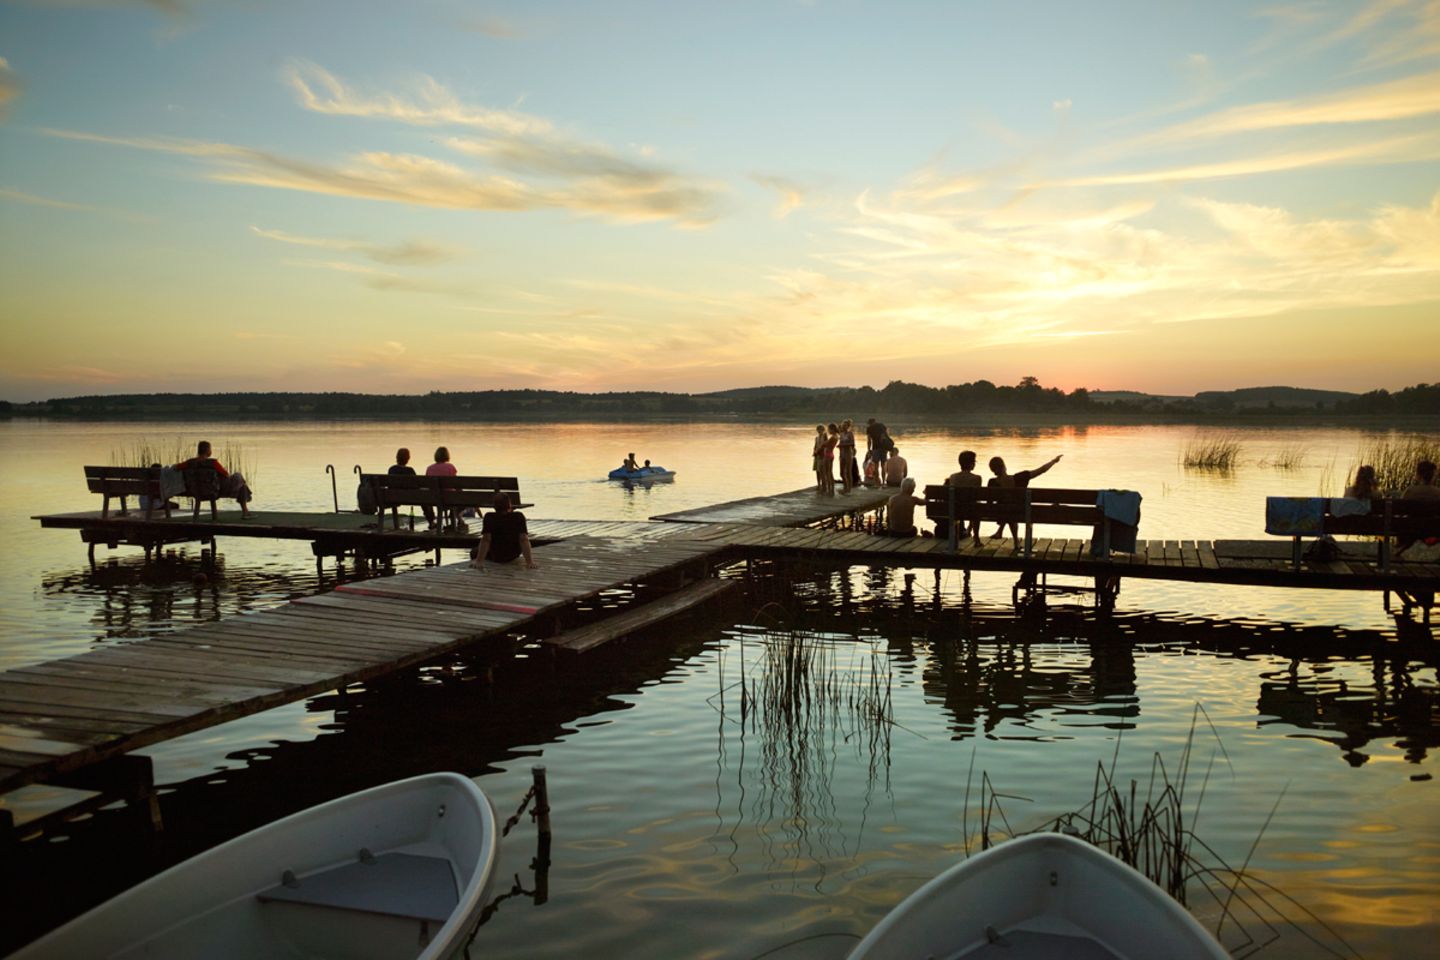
xmin=0 ymin=0 xmax=1437 ymax=402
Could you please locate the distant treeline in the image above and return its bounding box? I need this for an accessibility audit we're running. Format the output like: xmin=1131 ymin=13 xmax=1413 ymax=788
xmin=3 ymin=380 xmax=1437 ymax=420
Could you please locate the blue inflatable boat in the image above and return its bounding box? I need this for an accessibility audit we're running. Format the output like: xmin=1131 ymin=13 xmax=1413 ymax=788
xmin=608 ymin=466 xmax=676 ymax=482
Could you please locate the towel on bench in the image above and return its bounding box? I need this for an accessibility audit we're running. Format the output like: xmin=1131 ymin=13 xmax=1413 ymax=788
xmin=1266 ymin=497 xmax=1326 ymax=536
xmin=1093 ymin=490 xmax=1142 ymax=555
xmin=1329 ymin=497 xmax=1371 ymax=518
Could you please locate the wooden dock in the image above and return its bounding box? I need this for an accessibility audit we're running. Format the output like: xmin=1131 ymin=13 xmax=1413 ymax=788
xmin=11 ymin=483 xmax=1436 ymax=826
xmin=0 ymin=534 xmax=727 ymax=800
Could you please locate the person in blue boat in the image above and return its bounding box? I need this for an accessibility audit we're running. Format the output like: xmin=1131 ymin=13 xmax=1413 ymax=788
xmin=471 ymin=493 xmax=537 ymax=572
xmin=623 ymin=453 xmax=640 ymax=472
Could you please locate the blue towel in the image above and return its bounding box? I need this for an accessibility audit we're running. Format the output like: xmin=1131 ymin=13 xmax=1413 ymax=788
xmin=1265 ymin=497 xmax=1326 ymax=536
xmin=1097 ymin=490 xmax=1142 ymax=526
xmin=1093 ymin=490 xmax=1141 ymax=555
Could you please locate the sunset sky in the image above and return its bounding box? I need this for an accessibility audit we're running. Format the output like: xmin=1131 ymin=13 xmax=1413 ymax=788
xmin=1 ymin=0 xmax=1437 ymax=401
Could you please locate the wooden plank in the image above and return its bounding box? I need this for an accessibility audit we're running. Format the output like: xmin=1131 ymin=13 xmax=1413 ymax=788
xmin=546 ymin=580 xmax=738 ymax=654
xmin=1181 ymin=541 xmax=1200 ymax=568
xmin=1198 ymin=542 xmax=1220 ymax=571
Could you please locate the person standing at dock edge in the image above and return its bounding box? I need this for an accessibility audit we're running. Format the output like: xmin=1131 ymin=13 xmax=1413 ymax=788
xmin=812 ymin=425 xmax=828 ymax=494
xmin=865 ymin=418 xmax=888 ymax=473
xmin=838 ymin=419 xmax=857 ymax=494
xmin=425 ymin=446 xmax=458 ymax=529
xmin=174 ymin=441 xmax=253 ymax=518
xmin=471 ymin=493 xmax=537 ymax=572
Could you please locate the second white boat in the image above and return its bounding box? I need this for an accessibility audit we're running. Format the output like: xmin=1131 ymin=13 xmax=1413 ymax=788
xmin=850 ymin=832 xmax=1229 ymax=960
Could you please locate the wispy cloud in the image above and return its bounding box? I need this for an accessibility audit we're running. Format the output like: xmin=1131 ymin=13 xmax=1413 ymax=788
xmin=0 ymin=184 xmax=149 ymax=220
xmin=1045 ymin=130 xmax=1440 ymax=187
xmin=283 ymin=60 xmax=550 ymax=138
xmin=45 ymin=127 xmax=724 ymax=225
xmin=0 ymin=56 xmax=20 ymax=120
xmin=250 ymin=226 xmax=456 ymax=265
xmin=750 ymin=174 xmax=806 ymax=218
xmin=1130 ymin=70 xmax=1440 ymax=147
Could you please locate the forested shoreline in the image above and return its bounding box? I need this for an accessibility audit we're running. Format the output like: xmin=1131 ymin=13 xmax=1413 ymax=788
xmin=2 ymin=380 xmax=1436 ymax=421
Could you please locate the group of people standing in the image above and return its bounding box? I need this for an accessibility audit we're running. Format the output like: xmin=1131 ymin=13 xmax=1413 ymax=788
xmin=812 ymin=418 xmax=909 ymax=496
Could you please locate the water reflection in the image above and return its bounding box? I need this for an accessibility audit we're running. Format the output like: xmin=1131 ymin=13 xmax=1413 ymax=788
xmin=5 ymin=567 xmax=1437 ymax=957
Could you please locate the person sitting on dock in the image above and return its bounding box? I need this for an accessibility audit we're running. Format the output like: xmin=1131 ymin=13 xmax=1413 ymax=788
xmin=883 ymin=477 xmax=927 ymax=537
xmin=174 ymin=441 xmax=253 ymax=518
xmin=883 ymin=447 xmax=908 ymax=487
xmin=987 ymin=454 xmax=1062 ymax=540
xmin=470 ymin=493 xmax=537 ymax=572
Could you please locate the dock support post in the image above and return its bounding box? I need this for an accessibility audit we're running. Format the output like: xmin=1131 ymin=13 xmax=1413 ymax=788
xmin=52 ymin=755 xmax=163 ymax=835
xmin=531 ymin=764 xmax=551 ymax=906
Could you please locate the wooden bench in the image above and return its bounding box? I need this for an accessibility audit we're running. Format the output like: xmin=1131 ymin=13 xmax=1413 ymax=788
xmin=363 ymin=474 xmax=532 ymax=530
xmin=84 ymin=466 xmax=168 ymax=520
xmin=1265 ymin=497 xmax=1440 ymax=571
xmin=923 ymin=485 xmax=1139 ymax=556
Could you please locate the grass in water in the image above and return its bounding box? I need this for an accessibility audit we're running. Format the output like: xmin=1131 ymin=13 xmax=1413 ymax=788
xmin=1260 ymin=443 xmax=1306 ymax=471
xmin=109 ymin=438 xmax=257 ymax=483
xmin=1348 ymin=435 xmax=1440 ymax=495
xmin=1182 ymin=433 xmax=1244 ymax=471
xmin=966 ymin=706 xmax=1361 ymax=958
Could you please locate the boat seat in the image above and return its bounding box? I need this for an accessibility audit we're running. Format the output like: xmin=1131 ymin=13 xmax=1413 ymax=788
xmin=257 ymin=851 xmax=457 ymax=923
xmin=964 ymin=930 xmax=1122 ymax=959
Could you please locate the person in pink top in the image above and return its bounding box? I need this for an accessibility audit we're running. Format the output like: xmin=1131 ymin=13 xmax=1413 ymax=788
xmin=424 ymin=446 xmax=459 ymax=528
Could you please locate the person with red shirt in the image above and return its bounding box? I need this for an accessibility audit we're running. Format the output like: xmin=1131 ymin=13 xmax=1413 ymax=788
xmin=173 ymin=440 xmax=254 ymax=518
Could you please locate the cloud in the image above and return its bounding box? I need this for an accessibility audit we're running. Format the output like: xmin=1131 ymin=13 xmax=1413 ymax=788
xmin=0 ymin=56 xmax=20 ymax=120
xmin=1134 ymin=70 xmax=1440 ymax=146
xmin=0 ymin=185 xmax=150 ymax=220
xmin=459 ymin=16 xmax=520 ymax=39
xmin=1052 ymin=98 xmax=1073 ymax=113
xmin=45 ymin=128 xmax=724 ymax=225
xmin=1043 ymin=130 xmax=1440 ymax=187
xmin=12 ymin=0 xmax=191 ymax=14
xmin=283 ymin=60 xmax=552 ymax=138
xmin=749 ymin=174 xmax=806 ymax=218
xmin=249 ymin=226 xmax=456 ymax=265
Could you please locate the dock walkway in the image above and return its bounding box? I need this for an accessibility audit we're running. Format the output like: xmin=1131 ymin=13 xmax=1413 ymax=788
xmin=0 ymin=535 xmax=722 ymax=798
xmin=10 ymin=484 xmax=1436 ymax=817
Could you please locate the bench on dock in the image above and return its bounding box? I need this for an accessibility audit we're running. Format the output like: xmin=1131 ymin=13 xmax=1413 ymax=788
xmin=923 ymin=486 xmax=1140 ymax=556
xmin=84 ymin=466 xmax=168 ymax=520
xmin=363 ymin=474 xmax=531 ymax=530
xmin=1265 ymin=497 xmax=1440 ymax=571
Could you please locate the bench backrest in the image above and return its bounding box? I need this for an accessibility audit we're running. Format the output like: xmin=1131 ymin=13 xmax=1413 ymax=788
xmin=182 ymin=466 xmax=223 ymax=499
xmin=362 ymin=474 xmax=523 ymax=510
xmin=84 ymin=465 xmax=161 ymax=496
xmin=1266 ymin=496 xmax=1440 ymax=537
xmin=922 ymin=485 xmax=1105 ymax=526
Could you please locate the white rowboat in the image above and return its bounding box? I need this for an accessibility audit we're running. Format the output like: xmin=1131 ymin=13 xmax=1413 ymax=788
xmin=13 ymin=772 xmax=500 ymax=960
xmin=850 ymin=833 xmax=1229 ymax=960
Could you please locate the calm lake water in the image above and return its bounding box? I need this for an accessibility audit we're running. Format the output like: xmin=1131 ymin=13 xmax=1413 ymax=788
xmin=0 ymin=419 xmax=1436 ymax=958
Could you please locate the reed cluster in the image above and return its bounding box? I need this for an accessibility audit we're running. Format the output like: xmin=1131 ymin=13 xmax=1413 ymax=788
xmin=1349 ymin=434 xmax=1440 ymax=495
xmin=109 ymin=438 xmax=257 ymax=482
xmin=1259 ymin=443 xmax=1307 ymax=471
xmin=1181 ymin=433 xmax=1244 ymax=471
xmin=969 ymin=707 xmax=1359 ymax=958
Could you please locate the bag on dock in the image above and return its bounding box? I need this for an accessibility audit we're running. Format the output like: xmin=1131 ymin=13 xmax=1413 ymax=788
xmin=356 ymin=482 xmax=377 ymax=515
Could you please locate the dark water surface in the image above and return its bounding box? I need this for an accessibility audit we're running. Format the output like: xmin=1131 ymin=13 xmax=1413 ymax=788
xmin=1 ymin=420 xmax=1436 ymax=957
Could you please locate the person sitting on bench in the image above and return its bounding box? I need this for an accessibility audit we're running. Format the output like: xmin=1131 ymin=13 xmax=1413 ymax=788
xmin=987 ymin=454 xmax=1062 ymax=540
xmin=470 ymin=493 xmax=538 ymax=572
xmin=174 ymin=441 xmax=253 ymax=518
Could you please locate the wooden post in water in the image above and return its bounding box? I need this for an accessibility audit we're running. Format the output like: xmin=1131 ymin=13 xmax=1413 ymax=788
xmin=531 ymin=764 xmax=551 ymax=904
